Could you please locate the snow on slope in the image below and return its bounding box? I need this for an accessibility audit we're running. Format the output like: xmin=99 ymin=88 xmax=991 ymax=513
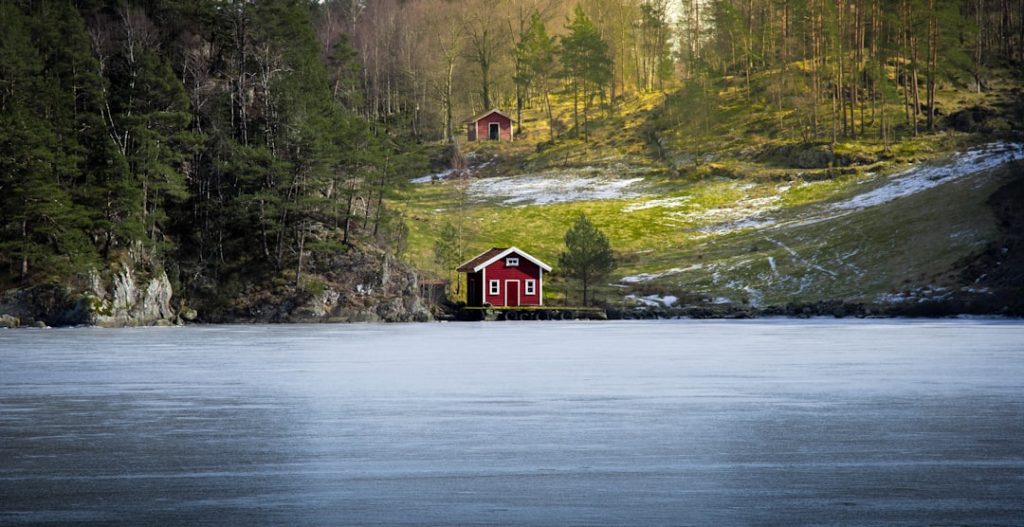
xmin=832 ymin=142 xmax=1024 ymax=211
xmin=621 ymin=264 xmax=703 ymax=284
xmin=469 ymin=172 xmax=645 ymax=205
xmin=621 ymin=142 xmax=1023 ymax=287
xmin=685 ymin=142 xmax=1023 ymax=238
xmin=410 ymin=168 xmax=457 ymax=184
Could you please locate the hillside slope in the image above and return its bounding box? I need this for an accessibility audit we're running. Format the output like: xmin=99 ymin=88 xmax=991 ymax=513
xmin=397 ymin=79 xmax=1024 ymax=316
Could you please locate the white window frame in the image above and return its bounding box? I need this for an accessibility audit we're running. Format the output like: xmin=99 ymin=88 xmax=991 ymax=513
xmin=525 ymin=279 xmax=536 ymax=295
xmin=506 ymin=257 xmax=519 ymax=267
xmin=489 ymin=280 xmax=499 ymax=296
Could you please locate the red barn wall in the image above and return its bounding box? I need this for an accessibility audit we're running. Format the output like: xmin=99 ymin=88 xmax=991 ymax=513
xmin=482 ymin=252 xmax=541 ymax=306
xmin=472 ymin=112 xmax=513 ymax=141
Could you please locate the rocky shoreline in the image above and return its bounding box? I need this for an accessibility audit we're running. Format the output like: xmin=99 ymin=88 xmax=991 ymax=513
xmin=607 ymin=297 xmax=1024 ymax=320
xmin=0 ymin=249 xmax=432 ymax=329
xmin=2 ymin=301 xmax=1018 ymax=329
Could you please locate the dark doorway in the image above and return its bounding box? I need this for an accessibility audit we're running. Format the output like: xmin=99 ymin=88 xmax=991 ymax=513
xmin=489 ymin=122 xmax=500 ymax=140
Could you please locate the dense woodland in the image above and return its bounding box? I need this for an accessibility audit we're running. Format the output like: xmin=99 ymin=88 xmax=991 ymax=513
xmin=338 ymin=0 xmax=1023 ymax=143
xmin=1 ymin=0 xmax=419 ymax=301
xmin=1 ymin=0 xmax=1022 ymax=307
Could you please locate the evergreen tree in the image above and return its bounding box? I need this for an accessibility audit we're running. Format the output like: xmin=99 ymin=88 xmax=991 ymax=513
xmin=558 ymin=214 xmax=615 ymax=306
xmin=0 ymin=4 xmax=95 ymax=281
xmin=514 ymin=11 xmax=557 ymax=140
xmin=560 ymin=6 xmax=612 ymax=141
xmin=433 ymin=222 xmax=459 ymax=277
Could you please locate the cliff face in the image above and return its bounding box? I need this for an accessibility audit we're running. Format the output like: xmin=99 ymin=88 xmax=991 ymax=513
xmin=0 ymin=246 xmax=431 ymax=327
xmin=0 ymin=267 xmax=177 ymax=328
xmin=85 ymin=268 xmax=177 ymax=327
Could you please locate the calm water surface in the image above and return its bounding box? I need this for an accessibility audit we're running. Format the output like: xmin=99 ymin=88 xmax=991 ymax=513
xmin=1 ymin=320 xmax=1022 ymax=525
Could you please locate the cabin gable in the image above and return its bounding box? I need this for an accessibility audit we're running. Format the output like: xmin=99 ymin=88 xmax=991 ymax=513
xmin=481 ymin=251 xmax=541 ymax=307
xmin=457 ymin=247 xmax=548 ymax=307
xmin=465 ymin=110 xmax=513 ymax=142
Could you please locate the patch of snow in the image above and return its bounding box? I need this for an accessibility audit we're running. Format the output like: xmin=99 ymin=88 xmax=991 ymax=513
xmin=470 ymin=174 xmax=646 ymax=205
xmin=712 ymin=296 xmax=732 ymax=304
xmin=722 ymin=281 xmax=763 ymax=307
xmin=876 ymin=286 xmax=954 ymax=304
xmin=877 ymin=293 xmax=908 ymax=304
xmin=696 ymin=217 xmax=777 ymax=236
xmin=658 ymin=295 xmax=679 ymax=307
xmin=672 ymin=195 xmax=782 ymax=236
xmin=832 ymin=142 xmax=1024 ymax=211
xmin=620 ymin=264 xmax=703 ymax=284
xmin=839 ymin=249 xmax=860 ymax=260
xmin=768 ymin=256 xmax=777 ymax=274
xmin=410 ymin=157 xmax=496 ymax=184
xmin=626 ymin=294 xmax=678 ymax=307
xmin=623 ymin=196 xmax=691 ymax=212
xmin=767 ymin=237 xmax=837 ymax=278
xmin=949 ymin=229 xmax=979 ymax=241
xmin=411 ymin=168 xmax=458 ymax=184
xmin=624 ymin=294 xmax=658 ymax=307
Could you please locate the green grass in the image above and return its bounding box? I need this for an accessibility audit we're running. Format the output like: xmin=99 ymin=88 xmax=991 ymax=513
xmin=395 ymin=67 xmax=1021 ymax=308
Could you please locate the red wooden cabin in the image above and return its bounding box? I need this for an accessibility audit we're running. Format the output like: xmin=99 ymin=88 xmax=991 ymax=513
xmin=466 ymin=109 xmax=514 ymax=142
xmin=457 ymin=247 xmax=551 ymax=307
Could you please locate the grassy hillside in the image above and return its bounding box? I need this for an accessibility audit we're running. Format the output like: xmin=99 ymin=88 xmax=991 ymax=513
xmin=394 ymin=72 xmax=1024 ymax=313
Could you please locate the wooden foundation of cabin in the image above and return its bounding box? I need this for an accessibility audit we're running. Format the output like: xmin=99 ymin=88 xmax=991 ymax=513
xmin=458 ymin=306 xmax=607 ymax=321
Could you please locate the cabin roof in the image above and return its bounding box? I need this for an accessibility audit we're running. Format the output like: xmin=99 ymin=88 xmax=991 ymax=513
xmin=465 ymin=109 xmax=512 ymax=124
xmin=456 ymin=246 xmax=552 ymax=273
xmin=456 ymin=248 xmax=506 ymax=272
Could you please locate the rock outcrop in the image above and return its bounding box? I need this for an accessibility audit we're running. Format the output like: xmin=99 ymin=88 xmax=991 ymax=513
xmin=86 ymin=267 xmax=177 ymax=327
xmin=194 ymin=246 xmax=432 ymax=324
xmin=0 ymin=245 xmax=432 ymax=327
xmin=0 ymin=266 xmax=178 ymax=328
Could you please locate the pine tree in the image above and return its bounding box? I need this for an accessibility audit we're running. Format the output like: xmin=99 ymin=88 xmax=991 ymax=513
xmin=515 ymin=11 xmax=557 ymax=140
xmin=561 ymin=6 xmax=613 ymax=141
xmin=0 ymin=4 xmax=95 ymax=281
xmin=558 ymin=214 xmax=615 ymax=306
xmin=433 ymin=222 xmax=459 ymax=283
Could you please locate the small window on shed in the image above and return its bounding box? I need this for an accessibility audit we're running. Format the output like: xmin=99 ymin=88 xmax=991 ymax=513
xmin=506 ymin=257 xmax=519 ymax=267
xmin=525 ymin=280 xmax=536 ymax=295
xmin=489 ymin=280 xmax=499 ymax=295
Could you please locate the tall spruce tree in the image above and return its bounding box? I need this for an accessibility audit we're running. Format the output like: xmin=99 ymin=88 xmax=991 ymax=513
xmin=515 ymin=11 xmax=557 ymax=140
xmin=560 ymin=6 xmax=612 ymax=141
xmin=0 ymin=4 xmax=95 ymax=281
xmin=558 ymin=214 xmax=615 ymax=306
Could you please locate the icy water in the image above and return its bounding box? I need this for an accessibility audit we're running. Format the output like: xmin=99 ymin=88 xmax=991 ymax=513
xmin=1 ymin=321 xmax=1022 ymax=526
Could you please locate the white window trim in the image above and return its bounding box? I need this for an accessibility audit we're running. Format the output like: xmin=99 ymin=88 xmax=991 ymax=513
xmin=506 ymin=257 xmax=519 ymax=267
xmin=525 ymin=279 xmax=536 ymax=295
xmin=489 ymin=280 xmax=499 ymax=296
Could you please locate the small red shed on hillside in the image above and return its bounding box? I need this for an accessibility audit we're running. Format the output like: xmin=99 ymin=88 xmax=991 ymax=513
xmin=466 ymin=109 xmax=514 ymax=142
xmin=457 ymin=247 xmax=551 ymax=307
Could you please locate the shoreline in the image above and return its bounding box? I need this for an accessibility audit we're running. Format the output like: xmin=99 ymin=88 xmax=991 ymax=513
xmin=3 ymin=309 xmax=1021 ymax=329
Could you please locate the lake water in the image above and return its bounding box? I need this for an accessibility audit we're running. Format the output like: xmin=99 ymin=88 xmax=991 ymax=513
xmin=1 ymin=320 xmax=1022 ymax=525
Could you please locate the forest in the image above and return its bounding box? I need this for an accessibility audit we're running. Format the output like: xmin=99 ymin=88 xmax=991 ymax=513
xmin=1 ymin=0 xmax=1022 ymax=322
